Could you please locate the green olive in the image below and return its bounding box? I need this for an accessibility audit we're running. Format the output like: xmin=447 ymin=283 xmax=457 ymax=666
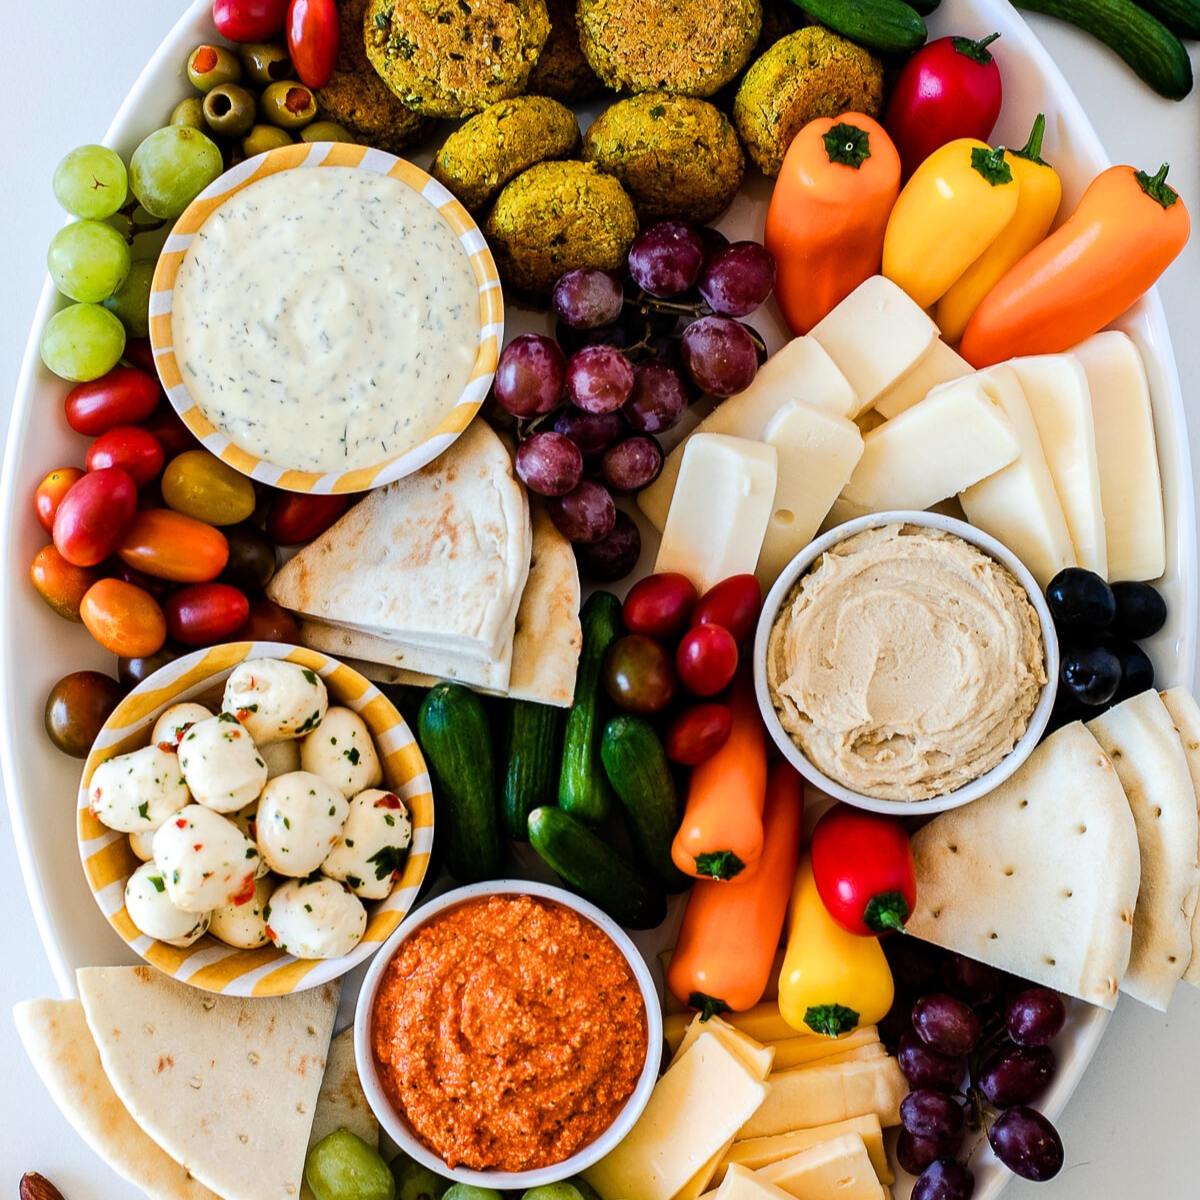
xmin=202 ymin=83 xmax=257 ymax=138
xmin=170 ymin=97 xmax=206 ymax=130
xmin=300 ymin=121 xmax=357 ymax=145
xmin=262 ymin=81 xmax=318 ymax=129
xmin=239 ymin=42 xmax=293 ymax=87
xmin=242 ymin=124 xmax=295 ymax=157
xmin=187 ymin=44 xmax=242 ymax=93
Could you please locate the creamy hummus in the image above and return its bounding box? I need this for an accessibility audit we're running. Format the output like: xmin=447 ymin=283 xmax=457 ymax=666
xmin=767 ymin=524 xmax=1046 ymax=801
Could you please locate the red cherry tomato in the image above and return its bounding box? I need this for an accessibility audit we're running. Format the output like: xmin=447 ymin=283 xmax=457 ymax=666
xmin=212 ymin=0 xmax=289 ymax=42
xmin=141 ymin=406 xmax=197 ymax=459
xmin=287 ymin=0 xmax=341 ymax=88
xmin=622 ymin=572 xmax=697 ymax=639
xmin=53 ymin=468 xmax=138 ymax=567
xmin=666 ymin=703 xmax=733 ymax=765
xmin=266 ymin=492 xmax=350 ymax=545
xmin=115 ymin=510 xmax=229 ymax=583
xmin=692 ymin=574 xmax=762 ymax=643
xmin=166 ymin=583 xmax=252 ymax=647
xmin=238 ymin=597 xmax=301 ymax=643
xmin=65 ymin=367 xmax=160 ymax=436
xmin=30 ymin=545 xmax=98 ymax=622
xmin=86 ymin=426 xmax=165 ymax=487
xmin=676 ymin=624 xmax=738 ymax=696
xmin=80 ymin=578 xmax=167 ymax=658
xmin=121 ymin=338 xmax=158 ymax=376
xmin=35 ymin=467 xmax=86 ymax=534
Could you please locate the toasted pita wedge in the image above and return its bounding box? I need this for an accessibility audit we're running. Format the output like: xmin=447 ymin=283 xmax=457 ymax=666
xmin=77 ymin=966 xmax=338 ymax=1200
xmin=908 ymin=722 xmax=1139 ymax=1009
xmin=1160 ymin=688 xmax=1200 ymax=986
xmin=1088 ymin=691 xmax=1200 ymax=1010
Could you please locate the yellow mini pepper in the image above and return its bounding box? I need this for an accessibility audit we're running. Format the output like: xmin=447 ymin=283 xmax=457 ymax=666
xmin=777 ymin=854 xmax=895 ymax=1038
xmin=883 ymin=136 xmax=1020 ymax=309
xmin=936 ymin=115 xmax=1063 ymax=343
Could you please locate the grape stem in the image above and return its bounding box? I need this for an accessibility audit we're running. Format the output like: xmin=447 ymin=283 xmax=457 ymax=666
xmin=116 ymin=199 xmax=168 ymax=245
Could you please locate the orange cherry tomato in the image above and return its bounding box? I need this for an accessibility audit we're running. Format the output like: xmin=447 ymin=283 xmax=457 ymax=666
xmin=35 ymin=467 xmax=85 ymax=534
xmin=80 ymin=578 xmax=167 ymax=657
xmin=30 ymin=545 xmax=98 ymax=621
xmin=115 ymin=509 xmax=229 ymax=582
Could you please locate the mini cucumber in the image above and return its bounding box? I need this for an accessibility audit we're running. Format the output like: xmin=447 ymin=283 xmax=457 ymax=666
xmin=1135 ymin=0 xmax=1200 ymax=39
xmin=800 ymin=0 xmax=928 ymax=53
xmin=502 ymin=701 xmax=564 ymax=840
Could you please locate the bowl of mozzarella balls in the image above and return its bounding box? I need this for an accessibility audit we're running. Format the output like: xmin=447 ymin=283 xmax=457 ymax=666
xmin=76 ymin=643 xmax=434 ymax=997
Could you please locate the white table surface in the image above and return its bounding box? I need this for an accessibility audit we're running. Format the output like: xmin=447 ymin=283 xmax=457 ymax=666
xmin=3 ymin=3 xmax=1200 ymax=1197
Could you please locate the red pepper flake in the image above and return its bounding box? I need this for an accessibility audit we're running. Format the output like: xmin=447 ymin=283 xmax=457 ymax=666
xmin=175 ymin=818 xmax=188 ymax=829
xmin=236 ymin=708 xmax=253 ymax=722
xmin=193 ymin=843 xmax=204 ymax=852
xmin=264 ymin=925 xmax=277 ymax=942
xmin=93 ymin=787 xmax=103 ymax=799
xmin=157 ymin=741 xmax=178 ymax=754
xmin=374 ymin=793 xmax=402 ymax=809
xmin=232 ymin=873 xmax=257 ymax=906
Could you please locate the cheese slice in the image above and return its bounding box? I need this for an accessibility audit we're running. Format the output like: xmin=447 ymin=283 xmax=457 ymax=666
xmin=776 ymin=1043 xmax=886 ymax=1073
xmin=639 ymin=337 xmax=856 ymax=531
xmin=718 ymin=1115 xmax=892 ymax=1187
xmin=665 ymin=1003 xmax=796 ymax=1053
xmin=829 ymin=374 xmax=1019 ymax=524
xmin=1007 ymin=354 xmax=1107 ymax=577
xmin=1073 ymin=331 xmax=1166 ymax=582
xmin=585 ymin=1032 xmax=768 ymax=1200
xmin=769 ymin=1026 xmax=879 ymax=1072
xmin=1159 ymin=688 xmax=1200 ymax=986
xmin=756 ymin=1133 xmax=886 ymax=1200
xmin=809 ymin=276 xmax=939 ymax=415
xmin=737 ymin=1058 xmax=906 ymax=1140
xmin=709 ymin=1164 xmax=796 ymax=1200
xmin=874 ymin=339 xmax=972 ymax=420
xmin=756 ymin=401 xmax=864 ymax=588
xmin=672 ymin=1014 xmax=777 ymax=1079
xmin=958 ymin=364 xmax=1076 ymax=588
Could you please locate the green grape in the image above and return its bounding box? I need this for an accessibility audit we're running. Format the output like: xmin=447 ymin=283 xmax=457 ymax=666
xmin=305 ymin=1130 xmax=395 ymax=1200
xmin=441 ymin=1187 xmax=502 ymax=1200
xmin=40 ymin=303 xmax=126 ymax=382
xmin=566 ymin=1179 xmax=602 ymax=1200
xmin=521 ymin=1186 xmax=585 ymax=1200
xmin=47 ymin=220 xmax=132 ymax=303
xmin=129 ymin=126 xmax=223 ymax=220
xmin=390 ymin=1153 xmax=450 ymax=1200
xmin=53 ymin=144 xmax=128 ymax=219
xmin=104 ymin=258 xmax=156 ymax=338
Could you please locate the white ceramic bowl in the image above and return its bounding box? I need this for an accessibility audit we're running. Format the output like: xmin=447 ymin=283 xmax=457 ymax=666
xmin=752 ymin=511 xmax=1061 ymax=816
xmin=354 ymin=879 xmax=662 ymax=1188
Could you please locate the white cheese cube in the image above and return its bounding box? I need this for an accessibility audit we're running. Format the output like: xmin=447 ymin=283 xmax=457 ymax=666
xmin=959 ymin=365 xmax=1077 ymax=588
xmin=1073 ymin=332 xmax=1165 ymax=581
xmin=809 ymin=276 xmax=938 ymax=416
xmin=655 ymin=434 xmax=778 ymax=594
xmin=874 ymin=339 xmax=972 ymax=420
xmin=1006 ymin=355 xmax=1108 ymax=577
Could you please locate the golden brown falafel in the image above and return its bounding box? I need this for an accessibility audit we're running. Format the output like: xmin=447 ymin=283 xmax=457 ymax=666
xmin=527 ymin=0 xmax=605 ymax=102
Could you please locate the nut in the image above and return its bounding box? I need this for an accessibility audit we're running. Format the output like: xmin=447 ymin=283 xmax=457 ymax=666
xmin=20 ymin=1174 xmax=66 ymax=1200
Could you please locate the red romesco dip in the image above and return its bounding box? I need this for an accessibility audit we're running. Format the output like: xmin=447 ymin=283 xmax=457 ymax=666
xmin=372 ymin=893 xmax=648 ymax=1171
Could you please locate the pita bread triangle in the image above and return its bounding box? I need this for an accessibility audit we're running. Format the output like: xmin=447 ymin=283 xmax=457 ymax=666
xmin=908 ymin=722 xmax=1139 ymax=1009
xmin=77 ymin=966 xmax=338 ymax=1200
xmin=1159 ymin=687 xmax=1200 ymax=985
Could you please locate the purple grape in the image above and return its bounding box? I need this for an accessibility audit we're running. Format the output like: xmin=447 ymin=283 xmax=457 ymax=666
xmin=567 ymin=344 xmax=635 ymax=413
xmin=913 ymin=1160 xmax=975 ymax=1200
xmin=884 ymin=936 xmax=946 ymax=999
xmin=698 ymin=241 xmax=776 ymax=317
xmin=624 ymin=362 xmax=689 ymax=433
xmin=912 ymin=994 xmax=982 ymax=1057
xmin=1005 ymin=987 xmax=1066 ymax=1046
xmin=494 ymin=333 xmax=566 ymax=417
xmin=978 ymin=1043 xmax=1055 ymax=1107
xmin=987 ymin=1107 xmax=1064 ymax=1182
xmin=575 ymin=510 xmax=641 ymax=581
xmin=680 ymin=316 xmax=758 ymax=397
xmin=898 ymin=1031 xmax=967 ymax=1092
xmin=515 ymin=431 xmax=583 ymax=497
xmin=698 ymin=226 xmax=729 ymax=257
xmin=628 ymin=221 xmax=705 ymax=297
xmin=943 ymin=954 xmax=1003 ymax=1007
xmin=553 ymin=408 xmax=625 ymax=458
xmin=897 ymin=1130 xmax=961 ymax=1176
xmin=546 ymin=480 xmax=616 ymax=544
xmin=900 ymin=1090 xmax=965 ymax=1142
xmin=553 ymin=269 xmax=624 ymax=329
xmin=602 ymin=436 xmax=663 ymax=493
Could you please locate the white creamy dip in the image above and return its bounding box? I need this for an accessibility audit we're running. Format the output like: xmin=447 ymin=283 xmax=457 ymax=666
xmin=172 ymin=167 xmax=480 ymax=474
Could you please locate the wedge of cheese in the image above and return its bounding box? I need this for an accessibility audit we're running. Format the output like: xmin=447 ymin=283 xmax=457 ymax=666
xmin=709 ymin=1164 xmax=796 ymax=1200
xmin=756 ymin=1133 xmax=886 ymax=1200
xmin=718 ymin=1115 xmax=892 ymax=1187
xmin=638 ymin=338 xmax=855 ymax=531
xmin=1074 ymin=331 xmax=1166 ymax=582
xmin=770 ymin=1026 xmax=879 ymax=1072
xmin=655 ymin=435 xmax=778 ymax=594
xmin=874 ymin=339 xmax=972 ymax=420
xmin=671 ymin=1014 xmax=777 ymax=1078
xmin=665 ymin=1003 xmax=796 ymax=1053
xmin=1006 ymin=354 xmax=1107 ymax=577
xmin=810 ymin=276 xmax=939 ymax=415
xmin=958 ymin=364 xmax=1076 ymax=588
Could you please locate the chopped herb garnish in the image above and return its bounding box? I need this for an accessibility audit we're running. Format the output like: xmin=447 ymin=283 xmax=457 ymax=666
xmin=368 ymin=844 xmax=407 ymax=881
xmin=148 ymin=875 xmax=166 ymax=894
xmin=137 ymin=802 xmax=150 ymax=820
xmin=301 ymin=668 xmax=318 ymax=686
xmin=344 ymin=746 xmax=361 ymax=766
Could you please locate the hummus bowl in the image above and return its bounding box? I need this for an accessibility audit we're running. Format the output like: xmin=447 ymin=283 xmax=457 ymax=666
xmin=753 ymin=511 xmax=1060 ymax=816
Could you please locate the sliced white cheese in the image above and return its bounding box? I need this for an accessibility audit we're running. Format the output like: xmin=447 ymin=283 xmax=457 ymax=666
xmin=756 ymin=401 xmax=864 ymax=589
xmin=755 ymin=1133 xmax=886 ymax=1200
xmin=809 ymin=276 xmax=938 ymax=416
xmin=672 ymin=1013 xmax=776 ymax=1079
xmin=775 ymin=1043 xmax=886 ymax=1073
xmin=958 ymin=365 xmax=1077 ymax=588
xmin=770 ymin=1026 xmax=879 ymax=1072
xmin=719 ymin=1115 xmax=892 ymax=1188
xmin=1006 ymin=354 xmax=1108 ymax=578
xmin=709 ymin=1165 xmax=796 ymax=1200
xmin=874 ymin=339 xmax=972 ymax=420
xmin=664 ymin=1003 xmax=797 ymax=1053
xmin=1073 ymin=331 xmax=1166 ymax=582
xmin=829 ymin=374 xmax=1019 ymax=524
xmin=638 ymin=338 xmax=855 ymax=531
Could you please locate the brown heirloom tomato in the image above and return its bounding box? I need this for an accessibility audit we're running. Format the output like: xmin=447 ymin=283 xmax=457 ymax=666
xmin=45 ymin=670 xmax=124 ymax=758
xmin=30 ymin=545 xmax=98 ymax=621
xmin=80 ymin=578 xmax=168 ymax=658
xmin=115 ymin=509 xmax=229 ymax=582
xmin=237 ymin=597 xmax=300 ymax=644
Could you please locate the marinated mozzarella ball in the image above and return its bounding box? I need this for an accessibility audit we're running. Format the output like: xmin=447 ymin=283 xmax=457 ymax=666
xmin=129 ymin=827 xmax=156 ymax=862
xmin=153 ymin=805 xmax=261 ymax=912
xmin=300 ymin=707 xmax=383 ymax=798
xmin=223 ymin=659 xmax=328 ymax=743
xmin=260 ymin=738 xmax=301 ymax=780
xmin=256 ymin=771 xmax=349 ymax=877
xmin=209 ymin=876 xmax=272 ymax=950
xmin=152 ymin=702 xmax=213 ymax=749
xmin=229 ymin=806 xmax=271 ymax=876
xmin=89 ymin=746 xmax=189 ymax=834
xmin=322 ymin=789 xmax=413 ymax=900
xmin=265 ymin=878 xmax=366 ymax=960
xmin=125 ymin=861 xmax=211 ymax=948
xmin=178 ymin=715 xmax=269 ymax=813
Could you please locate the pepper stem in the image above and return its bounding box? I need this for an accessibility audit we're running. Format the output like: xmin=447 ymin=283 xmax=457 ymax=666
xmin=689 ymin=992 xmax=732 ymax=1022
xmin=952 ymin=31 xmax=1001 ymax=64
xmin=1012 ymin=112 xmax=1048 ymax=165
xmin=1136 ymin=162 xmax=1180 ymax=209
xmin=864 ymin=891 xmax=911 ymax=934
xmin=970 ymin=144 xmax=1014 ymax=186
xmin=823 ymin=122 xmax=872 ymax=169
xmin=694 ymin=850 xmax=746 ymax=880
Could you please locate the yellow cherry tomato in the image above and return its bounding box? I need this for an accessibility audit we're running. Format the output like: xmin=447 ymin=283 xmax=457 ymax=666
xmin=161 ymin=450 xmax=257 ymax=526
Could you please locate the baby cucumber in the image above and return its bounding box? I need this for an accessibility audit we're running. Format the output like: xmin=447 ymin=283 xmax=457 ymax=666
xmin=1137 ymin=0 xmax=1200 ymax=40
xmin=800 ymin=0 xmax=928 ymax=53
xmin=502 ymin=700 xmax=564 ymax=840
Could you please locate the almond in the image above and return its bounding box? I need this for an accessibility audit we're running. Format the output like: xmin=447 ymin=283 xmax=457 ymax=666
xmin=20 ymin=1173 xmax=66 ymax=1200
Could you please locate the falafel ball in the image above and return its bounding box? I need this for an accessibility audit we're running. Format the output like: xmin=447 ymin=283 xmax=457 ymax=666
xmin=433 ymin=96 xmax=581 ymax=212
xmin=733 ymin=27 xmax=884 ymax=177
xmin=527 ymin=0 xmax=605 ymax=102
xmin=577 ymin=0 xmax=762 ymax=98
xmin=315 ymin=0 xmax=431 ymax=152
xmin=365 ymin=0 xmax=550 ymax=119
xmin=583 ymin=93 xmax=744 ymax=224
xmin=485 ymin=161 xmax=638 ymax=295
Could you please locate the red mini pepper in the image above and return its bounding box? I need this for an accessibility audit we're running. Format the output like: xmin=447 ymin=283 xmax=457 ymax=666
xmin=810 ymin=805 xmax=916 ymax=936
xmin=287 ymin=0 xmax=341 ymax=89
xmin=885 ymin=32 xmax=1004 ymax=178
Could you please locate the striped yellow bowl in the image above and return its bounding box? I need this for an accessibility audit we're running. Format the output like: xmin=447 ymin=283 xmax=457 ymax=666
xmin=76 ymin=642 xmax=434 ymax=997
xmin=148 ymin=142 xmax=503 ymax=495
